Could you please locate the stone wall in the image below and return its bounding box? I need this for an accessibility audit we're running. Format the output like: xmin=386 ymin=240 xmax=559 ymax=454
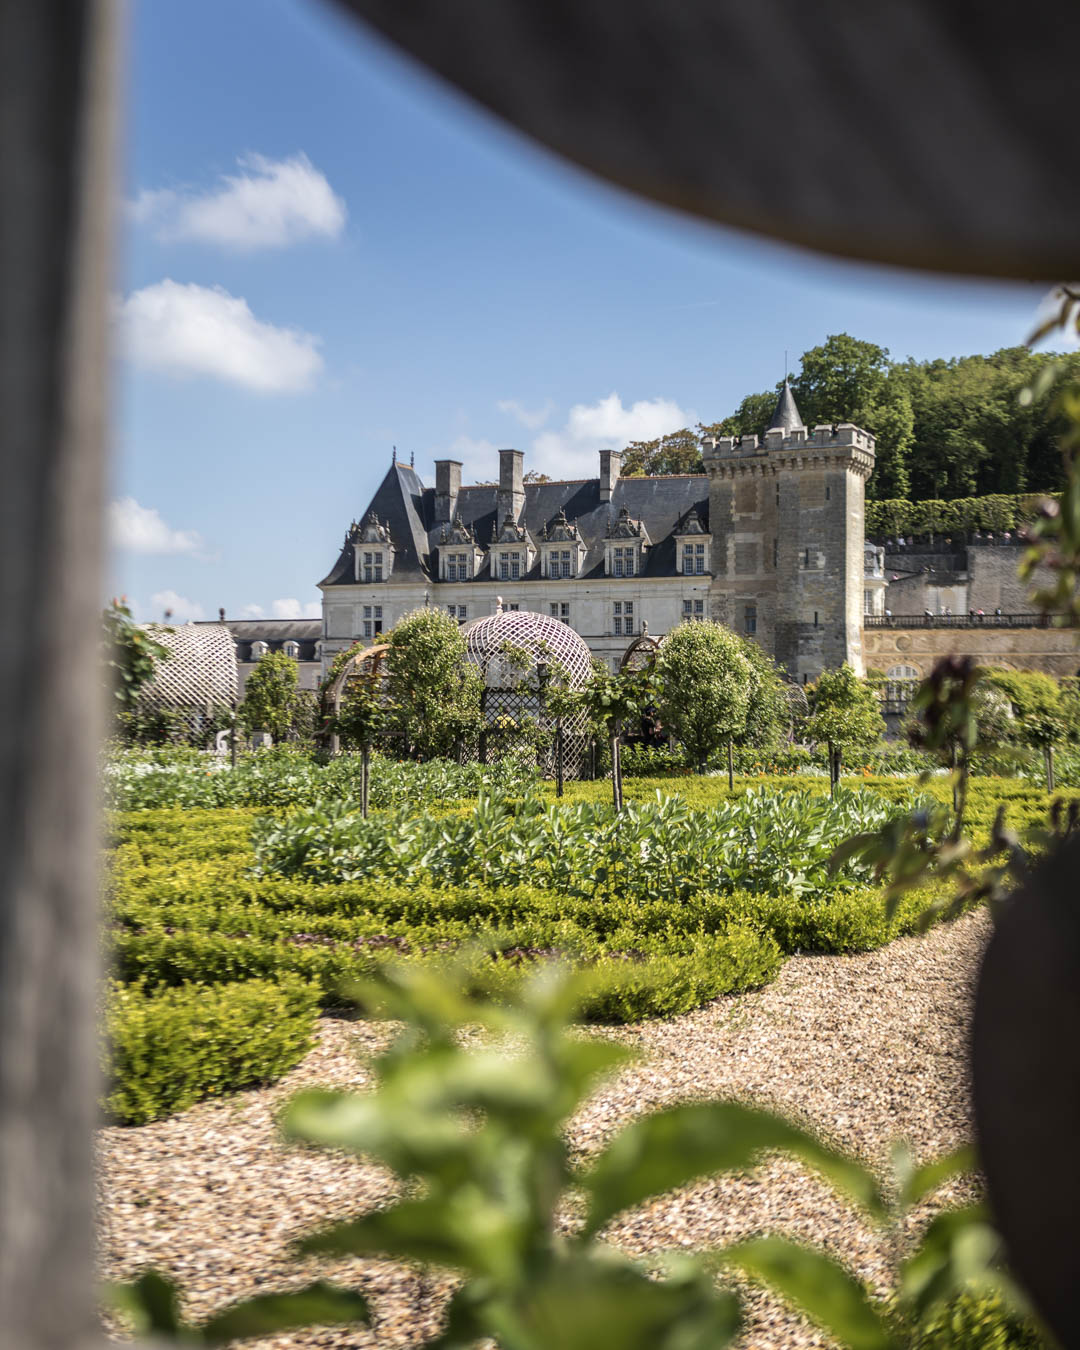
xmin=864 ymin=624 xmax=1080 ymax=679
xmin=967 ymin=544 xmax=1042 ymax=612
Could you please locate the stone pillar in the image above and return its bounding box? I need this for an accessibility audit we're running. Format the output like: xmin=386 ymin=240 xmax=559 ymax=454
xmin=498 ymin=447 xmax=524 ymax=523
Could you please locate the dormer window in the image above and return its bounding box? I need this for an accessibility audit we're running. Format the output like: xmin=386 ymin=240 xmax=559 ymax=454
xmin=283 ymin=640 xmax=300 ymax=659
xmin=350 ymin=512 xmax=394 ymax=582
xmin=250 ymin=640 xmax=268 ymax=659
xmin=490 ymin=513 xmax=535 ymax=581
xmin=674 ymin=507 xmax=711 ymax=576
xmin=439 ymin=515 xmax=481 ymax=581
xmin=612 ymin=546 xmax=636 ymax=578
xmin=538 ymin=509 xmax=584 ymax=579
xmin=604 ymin=507 xmax=648 ymax=578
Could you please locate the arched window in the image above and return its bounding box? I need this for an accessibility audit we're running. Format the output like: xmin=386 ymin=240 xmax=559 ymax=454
xmin=283 ymin=640 xmax=300 ymax=659
xmin=250 ymin=640 xmax=268 ymax=659
xmin=886 ymin=663 xmax=920 ymax=681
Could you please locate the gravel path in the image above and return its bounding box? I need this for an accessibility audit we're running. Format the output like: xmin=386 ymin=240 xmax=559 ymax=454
xmin=98 ymin=911 xmax=989 ymax=1348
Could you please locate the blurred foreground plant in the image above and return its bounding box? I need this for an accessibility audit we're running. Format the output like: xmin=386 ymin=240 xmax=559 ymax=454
xmin=112 ymin=960 xmax=1027 ymax=1348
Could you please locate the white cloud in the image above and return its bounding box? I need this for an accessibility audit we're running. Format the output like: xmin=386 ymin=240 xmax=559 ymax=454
xmin=497 ymin=398 xmax=553 ymax=431
xmin=150 ymin=589 xmax=204 ymax=623
xmin=116 ymin=280 xmax=323 ymax=393
xmin=239 ymin=604 xmax=265 ymax=619
xmin=109 ymin=496 xmax=202 ymax=555
xmin=132 ymin=153 xmax=346 ymax=250
xmin=270 ymin=598 xmax=322 ymax=619
xmin=531 ymin=392 xmax=694 ymax=478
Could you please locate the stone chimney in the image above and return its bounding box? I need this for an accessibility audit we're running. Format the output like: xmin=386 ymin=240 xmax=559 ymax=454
xmin=600 ymin=448 xmax=622 ymax=502
xmin=434 ymin=459 xmax=462 ymax=523
xmin=498 ymin=448 xmax=525 ymax=524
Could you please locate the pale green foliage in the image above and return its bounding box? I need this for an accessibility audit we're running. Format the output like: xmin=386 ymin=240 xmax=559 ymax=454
xmin=735 ymin=637 xmax=790 ymax=748
xmin=384 ymin=608 xmax=482 ymax=759
xmin=985 ymin=670 xmax=1066 ymax=750
xmin=239 ymin=650 xmax=299 ymax=742
xmin=655 ymin=621 xmax=752 ymax=769
xmin=805 ymin=665 xmax=886 ymax=758
xmin=103 ymin=599 xmax=171 ymax=714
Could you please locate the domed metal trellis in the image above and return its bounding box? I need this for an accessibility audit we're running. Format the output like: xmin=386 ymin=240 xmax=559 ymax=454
xmin=135 ymin=623 xmax=237 ymax=743
xmin=462 ymin=609 xmax=593 ymax=776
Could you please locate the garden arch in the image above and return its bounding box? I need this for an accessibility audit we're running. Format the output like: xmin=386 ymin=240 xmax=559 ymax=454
xmin=324 ymin=642 xmax=389 ymax=754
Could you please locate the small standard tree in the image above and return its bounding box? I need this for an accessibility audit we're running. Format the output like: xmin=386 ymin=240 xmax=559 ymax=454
xmin=334 ymin=672 xmax=384 ymax=817
xmin=805 ymin=663 xmax=886 ymax=795
xmin=655 ymin=620 xmax=752 ymax=780
xmin=578 ymin=662 xmax=654 ymax=810
xmin=735 ymin=636 xmax=790 ymax=752
xmin=384 ymin=608 xmax=482 ymax=760
xmin=239 ymin=650 xmax=299 ymax=744
xmin=987 ymin=669 xmax=1067 ymax=790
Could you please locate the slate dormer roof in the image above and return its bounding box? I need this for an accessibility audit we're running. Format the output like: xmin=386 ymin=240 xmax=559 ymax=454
xmin=542 ymin=508 xmax=581 ymax=544
xmin=439 ymin=514 xmax=477 ymax=547
xmin=605 ymin=506 xmax=647 ymax=541
xmin=352 ymin=512 xmax=392 ymax=545
xmin=321 ymin=460 xmax=710 ymax=585
xmin=674 ymin=506 xmax=708 ymax=536
xmin=768 ymin=379 xmax=805 ymax=434
xmin=492 ymin=513 xmax=531 ymax=545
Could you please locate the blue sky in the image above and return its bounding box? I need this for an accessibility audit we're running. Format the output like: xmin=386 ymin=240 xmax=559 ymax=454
xmin=114 ymin=0 xmax=1053 ymax=623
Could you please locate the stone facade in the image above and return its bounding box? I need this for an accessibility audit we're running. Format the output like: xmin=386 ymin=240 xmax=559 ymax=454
xmin=864 ymin=623 xmax=1080 ymax=680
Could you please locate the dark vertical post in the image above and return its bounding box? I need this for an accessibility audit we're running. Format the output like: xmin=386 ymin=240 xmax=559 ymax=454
xmin=555 ymin=717 xmax=564 ymax=797
xmin=0 ymin=3 xmax=119 ymax=1347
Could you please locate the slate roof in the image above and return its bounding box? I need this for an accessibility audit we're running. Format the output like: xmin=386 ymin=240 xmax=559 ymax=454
xmin=320 ymin=462 xmax=710 ymax=586
xmin=196 ymin=618 xmax=322 ymax=663
xmin=768 ymin=379 xmax=804 ymax=434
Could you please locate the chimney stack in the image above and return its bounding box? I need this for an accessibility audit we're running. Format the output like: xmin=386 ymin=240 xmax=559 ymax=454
xmin=600 ymin=448 xmax=622 ymax=502
xmin=498 ymin=448 xmax=524 ymax=524
xmin=434 ymin=459 xmax=462 ymax=523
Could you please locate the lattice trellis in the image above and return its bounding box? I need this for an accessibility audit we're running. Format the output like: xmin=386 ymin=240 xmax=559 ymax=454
xmin=136 ymin=623 xmax=238 ymax=742
xmin=464 ymin=609 xmax=594 ymax=689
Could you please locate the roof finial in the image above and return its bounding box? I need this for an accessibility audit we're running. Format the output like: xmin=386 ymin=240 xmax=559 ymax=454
xmin=392 ymin=445 xmax=397 ymax=464
xmin=410 ymin=450 xmax=415 ymax=468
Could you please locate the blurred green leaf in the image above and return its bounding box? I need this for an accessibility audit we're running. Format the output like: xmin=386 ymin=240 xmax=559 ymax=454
xmin=725 ymin=1237 xmax=896 ymax=1350
xmin=891 ymin=1143 xmax=974 ymax=1212
xmin=581 ymin=1100 xmax=886 ymax=1237
xmin=199 ymin=1283 xmax=369 ymax=1345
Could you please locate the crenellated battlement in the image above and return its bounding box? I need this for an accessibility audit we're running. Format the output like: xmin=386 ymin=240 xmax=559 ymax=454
xmin=703 ymin=422 xmax=875 ymax=461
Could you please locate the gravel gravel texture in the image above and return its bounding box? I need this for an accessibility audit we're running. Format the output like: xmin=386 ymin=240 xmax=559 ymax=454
xmin=98 ymin=910 xmax=990 ymax=1348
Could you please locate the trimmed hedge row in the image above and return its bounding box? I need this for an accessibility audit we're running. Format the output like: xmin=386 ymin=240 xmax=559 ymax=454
xmin=865 ymin=493 xmax=1053 ymax=538
xmin=103 ymin=975 xmax=319 ymax=1125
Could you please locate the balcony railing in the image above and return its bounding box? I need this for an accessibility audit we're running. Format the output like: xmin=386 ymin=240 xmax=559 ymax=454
xmin=864 ymin=612 xmax=1074 ymax=630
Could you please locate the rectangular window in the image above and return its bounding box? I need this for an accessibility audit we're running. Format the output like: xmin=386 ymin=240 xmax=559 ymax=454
xmin=447 ymin=562 xmax=457 ymax=581
xmin=826 ymin=484 xmax=831 ymax=501
xmin=613 ymin=555 xmax=624 ymax=578
xmin=363 ymin=622 xmax=372 ymax=639
xmin=864 ymin=590 xmax=873 ymax=614
xmin=510 ymin=551 xmax=521 ymax=580
xmin=363 ymin=605 xmax=372 ymax=619
xmin=814 ymin=611 xmax=819 ymax=627
xmin=695 ymin=599 xmax=704 ymax=617
xmin=804 ymin=548 xmax=810 ymax=568
xmin=499 ymin=556 xmax=509 ymax=580
xmin=374 ymin=556 xmax=383 ymax=581
xmin=613 ymin=601 xmax=623 ymax=636
xmin=682 ymin=598 xmax=692 ymax=618
xmin=506 ymin=602 xmax=519 ymax=611
xmin=773 ymin=538 xmax=778 ymax=567
xmin=550 ymin=602 xmax=570 ymax=623
xmin=744 ymin=604 xmax=757 ymax=635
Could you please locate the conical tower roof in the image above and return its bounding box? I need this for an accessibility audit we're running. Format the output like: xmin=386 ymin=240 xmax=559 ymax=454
xmin=768 ymin=379 xmax=804 ymax=434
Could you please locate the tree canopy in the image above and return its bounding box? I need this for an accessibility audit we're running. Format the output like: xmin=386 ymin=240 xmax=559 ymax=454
xmin=240 ymin=650 xmax=299 ymax=742
xmin=655 ymin=621 xmax=752 ymax=770
xmin=384 ymin=608 xmax=482 ymax=759
xmin=618 ymin=335 xmax=1080 ymax=502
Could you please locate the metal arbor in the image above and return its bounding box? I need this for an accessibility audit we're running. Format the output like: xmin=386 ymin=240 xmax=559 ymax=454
xmin=323 ymin=642 xmax=389 ymax=755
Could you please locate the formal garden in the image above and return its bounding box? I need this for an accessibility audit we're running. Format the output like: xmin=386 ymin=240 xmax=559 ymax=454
xmin=95 ymin=559 xmax=1080 ymax=1350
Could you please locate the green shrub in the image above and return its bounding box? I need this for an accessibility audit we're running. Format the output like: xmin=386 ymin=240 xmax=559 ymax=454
xmin=909 ymin=1290 xmax=1046 ymax=1349
xmin=104 ymin=976 xmax=320 ymax=1125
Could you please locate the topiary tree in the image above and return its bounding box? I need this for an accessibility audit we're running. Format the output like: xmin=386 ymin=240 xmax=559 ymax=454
xmin=239 ymin=650 xmax=299 ymax=745
xmin=654 ymin=621 xmax=752 ymax=780
xmin=985 ymin=669 xmax=1067 ymax=790
xmin=804 ymin=663 xmax=886 ymax=795
xmin=578 ymin=661 xmax=655 ymax=810
xmin=334 ymin=672 xmax=384 ymax=817
xmin=384 ymin=608 xmax=482 ymax=761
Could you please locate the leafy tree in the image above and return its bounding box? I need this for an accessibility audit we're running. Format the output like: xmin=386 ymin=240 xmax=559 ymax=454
xmin=703 ymin=389 xmax=779 ymax=443
xmin=735 ymin=637 xmax=790 ymax=751
xmin=384 ymin=608 xmax=482 ymax=760
xmin=621 ymin=427 xmax=703 ymax=476
xmin=578 ymin=661 xmax=655 ymax=809
xmin=791 ymin=334 xmax=890 ymax=433
xmin=240 ymin=651 xmax=299 ymax=744
xmin=655 ymin=621 xmax=752 ymax=776
xmin=333 ymin=674 xmax=384 ymax=817
xmin=985 ymin=669 xmax=1066 ymax=790
xmin=102 ymin=599 xmax=171 ymax=717
xmin=804 ymin=664 xmax=886 ymax=795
